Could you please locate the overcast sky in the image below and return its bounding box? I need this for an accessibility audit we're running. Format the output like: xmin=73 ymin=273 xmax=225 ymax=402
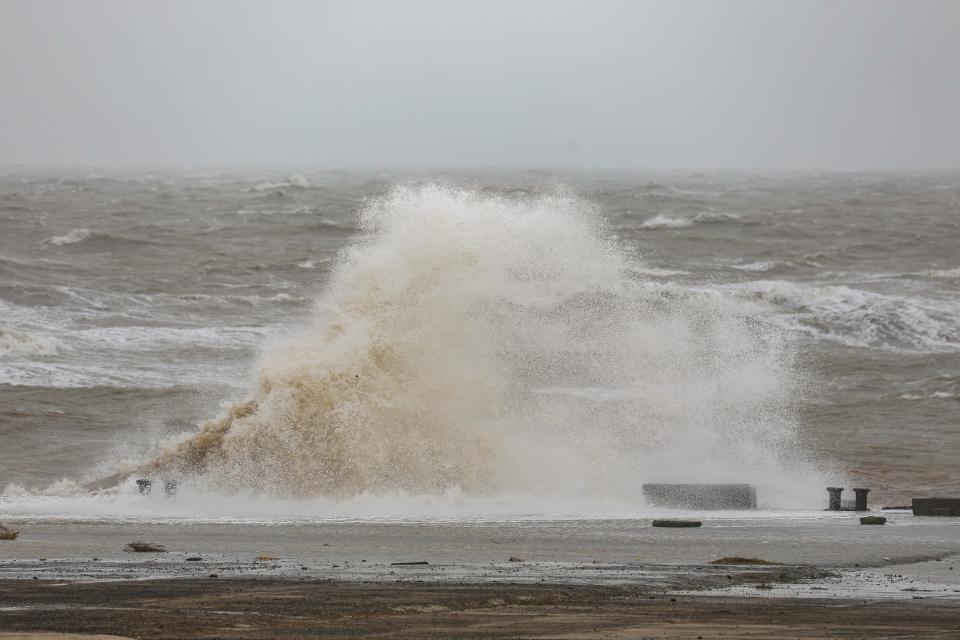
xmin=1 ymin=0 xmax=958 ymax=170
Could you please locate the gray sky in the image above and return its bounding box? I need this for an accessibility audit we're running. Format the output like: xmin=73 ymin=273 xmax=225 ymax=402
xmin=1 ymin=0 xmax=958 ymax=170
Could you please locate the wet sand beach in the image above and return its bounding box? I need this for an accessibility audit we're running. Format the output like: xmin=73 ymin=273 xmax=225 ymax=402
xmin=2 ymin=578 xmax=960 ymax=639
xmin=2 ymin=515 xmax=960 ymax=637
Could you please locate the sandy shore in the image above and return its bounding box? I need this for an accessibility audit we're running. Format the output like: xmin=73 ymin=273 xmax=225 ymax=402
xmin=2 ymin=578 xmax=960 ymax=639
xmin=1 ymin=514 xmax=959 ymax=637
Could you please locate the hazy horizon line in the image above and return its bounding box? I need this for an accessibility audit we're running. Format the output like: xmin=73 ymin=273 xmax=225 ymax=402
xmin=4 ymin=164 xmax=960 ymax=177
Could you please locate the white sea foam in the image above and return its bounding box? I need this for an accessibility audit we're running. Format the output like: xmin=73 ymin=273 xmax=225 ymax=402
xmin=0 ymin=326 xmax=68 ymax=357
xmin=924 ymin=267 xmax=960 ymax=278
xmin=84 ymin=184 xmax=824 ymax=510
xmin=46 ymin=228 xmax=93 ymax=246
xmin=0 ymin=477 xmax=824 ymax=522
xmin=627 ymin=265 xmax=690 ymax=277
xmin=640 ymin=214 xmax=693 ymax=229
xmin=899 ymin=392 xmax=959 ymax=401
xmin=731 ymin=261 xmax=781 ymax=272
xmin=693 ymin=211 xmax=742 ymax=223
xmin=71 ymin=326 xmax=267 ymax=350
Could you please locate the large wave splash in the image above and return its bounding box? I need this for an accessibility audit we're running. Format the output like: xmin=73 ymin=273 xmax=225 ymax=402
xmin=127 ymin=185 xmax=822 ymax=505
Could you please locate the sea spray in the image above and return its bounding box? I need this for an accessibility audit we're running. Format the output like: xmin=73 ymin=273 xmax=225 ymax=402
xmin=125 ymin=184 xmax=822 ymax=505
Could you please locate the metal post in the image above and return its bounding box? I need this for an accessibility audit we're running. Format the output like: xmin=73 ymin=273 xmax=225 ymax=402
xmin=164 ymin=480 xmax=178 ymax=497
xmin=826 ymin=487 xmax=843 ymax=511
xmin=853 ymin=488 xmax=870 ymax=512
xmin=136 ymin=479 xmax=152 ymax=495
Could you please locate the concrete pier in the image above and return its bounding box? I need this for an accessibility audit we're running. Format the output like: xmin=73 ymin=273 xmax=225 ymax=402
xmin=853 ymin=488 xmax=870 ymax=512
xmin=826 ymin=487 xmax=843 ymax=511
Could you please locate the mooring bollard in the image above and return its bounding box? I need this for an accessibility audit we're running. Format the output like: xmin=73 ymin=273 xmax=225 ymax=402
xmin=853 ymin=488 xmax=870 ymax=512
xmin=826 ymin=487 xmax=843 ymax=511
xmin=136 ymin=479 xmax=152 ymax=495
xmin=164 ymin=480 xmax=178 ymax=497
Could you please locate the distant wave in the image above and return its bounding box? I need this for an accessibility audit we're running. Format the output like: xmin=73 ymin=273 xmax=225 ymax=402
xmin=923 ymin=267 xmax=960 ymax=279
xmin=640 ymin=214 xmax=693 ymax=229
xmin=43 ymin=229 xmax=160 ymax=249
xmin=640 ymin=211 xmax=741 ymax=229
xmin=899 ymin=392 xmax=959 ymax=401
xmin=0 ymin=359 xmax=248 ymax=390
xmin=46 ymin=228 xmax=93 ymax=246
xmin=249 ymin=174 xmax=311 ymax=192
xmin=730 ymin=261 xmax=788 ymax=272
xmin=0 ymin=326 xmax=68 ymax=357
xmin=70 ymin=325 xmax=268 ymax=350
xmin=693 ymin=211 xmax=742 ymax=223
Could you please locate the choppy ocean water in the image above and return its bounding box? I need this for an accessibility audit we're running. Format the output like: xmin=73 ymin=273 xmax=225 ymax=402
xmin=1 ymin=169 xmax=958 ymax=514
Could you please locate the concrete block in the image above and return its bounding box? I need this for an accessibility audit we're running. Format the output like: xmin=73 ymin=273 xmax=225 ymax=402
xmin=642 ymin=483 xmax=757 ymax=510
xmin=912 ymin=498 xmax=960 ymax=517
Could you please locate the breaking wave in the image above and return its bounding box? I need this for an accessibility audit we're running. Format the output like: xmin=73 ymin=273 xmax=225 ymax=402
xmin=104 ymin=185 xmax=822 ymax=506
xmin=725 ymin=280 xmax=960 ymax=351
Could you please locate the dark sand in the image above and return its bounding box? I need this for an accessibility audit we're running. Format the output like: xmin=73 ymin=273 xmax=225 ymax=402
xmin=2 ymin=578 xmax=960 ymax=639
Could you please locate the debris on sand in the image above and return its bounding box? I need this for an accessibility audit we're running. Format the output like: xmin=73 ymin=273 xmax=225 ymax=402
xmin=0 ymin=525 xmax=19 ymax=540
xmin=860 ymin=516 xmax=887 ymax=525
xmin=257 ymin=555 xmax=277 ymax=561
xmin=124 ymin=541 xmax=167 ymax=553
xmin=391 ymin=561 xmax=429 ymax=566
xmin=710 ymin=557 xmax=782 ymax=565
xmin=508 ymin=556 xmax=525 ymax=562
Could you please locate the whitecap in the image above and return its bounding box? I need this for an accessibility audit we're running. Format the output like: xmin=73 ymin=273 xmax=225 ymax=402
xmin=693 ymin=211 xmax=742 ymax=223
xmin=723 ymin=280 xmax=960 ymax=352
xmin=731 ymin=261 xmax=780 ymax=272
xmin=249 ymin=174 xmax=311 ymax=192
xmin=924 ymin=267 xmax=960 ymax=278
xmin=45 ymin=228 xmax=93 ymax=246
xmin=640 ymin=214 xmax=693 ymax=229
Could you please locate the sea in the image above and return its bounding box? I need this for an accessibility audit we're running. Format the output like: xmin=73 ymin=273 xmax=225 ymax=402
xmin=1 ymin=169 xmax=958 ymax=519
